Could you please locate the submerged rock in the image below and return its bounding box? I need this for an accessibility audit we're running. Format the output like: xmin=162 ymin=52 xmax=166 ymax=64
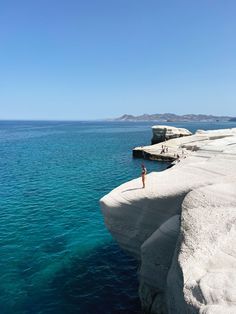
xmin=100 ymin=128 xmax=236 ymax=313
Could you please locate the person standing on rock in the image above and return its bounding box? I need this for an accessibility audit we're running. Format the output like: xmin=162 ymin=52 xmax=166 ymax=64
xmin=141 ymin=164 xmax=147 ymax=188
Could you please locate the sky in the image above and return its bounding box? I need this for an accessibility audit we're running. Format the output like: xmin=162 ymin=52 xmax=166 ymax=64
xmin=0 ymin=0 xmax=235 ymax=120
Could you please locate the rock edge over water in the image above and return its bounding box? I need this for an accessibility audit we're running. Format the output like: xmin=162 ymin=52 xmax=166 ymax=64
xmin=100 ymin=128 xmax=236 ymax=314
xmin=151 ymin=125 xmax=192 ymax=145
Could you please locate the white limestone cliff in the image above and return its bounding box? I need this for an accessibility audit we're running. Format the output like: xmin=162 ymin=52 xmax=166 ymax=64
xmin=151 ymin=125 xmax=192 ymax=144
xmin=100 ymin=128 xmax=236 ymax=313
xmin=167 ymin=182 xmax=236 ymax=314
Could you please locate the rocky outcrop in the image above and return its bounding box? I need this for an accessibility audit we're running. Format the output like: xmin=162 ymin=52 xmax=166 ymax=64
xmin=133 ymin=128 xmax=235 ymax=161
xmin=151 ymin=126 xmax=192 ymax=144
xmin=167 ymin=182 xmax=236 ymax=314
xmin=100 ymin=128 xmax=236 ymax=313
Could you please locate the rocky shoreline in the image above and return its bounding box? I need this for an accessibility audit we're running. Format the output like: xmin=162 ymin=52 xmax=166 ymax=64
xmin=100 ymin=127 xmax=236 ymax=314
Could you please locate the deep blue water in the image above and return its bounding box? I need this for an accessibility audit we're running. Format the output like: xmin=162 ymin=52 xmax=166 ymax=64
xmin=1 ymin=120 xmax=236 ymax=314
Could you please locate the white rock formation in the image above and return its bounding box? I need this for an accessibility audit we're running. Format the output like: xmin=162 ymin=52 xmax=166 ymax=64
xmin=100 ymin=128 xmax=236 ymax=313
xmin=167 ymin=182 xmax=236 ymax=314
xmin=151 ymin=125 xmax=192 ymax=144
xmin=134 ymin=127 xmax=236 ymax=161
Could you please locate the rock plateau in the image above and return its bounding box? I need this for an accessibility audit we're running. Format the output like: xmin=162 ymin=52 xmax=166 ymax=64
xmin=151 ymin=125 xmax=192 ymax=144
xmin=100 ymin=128 xmax=236 ymax=314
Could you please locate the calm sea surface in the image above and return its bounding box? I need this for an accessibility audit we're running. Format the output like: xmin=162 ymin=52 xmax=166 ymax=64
xmin=1 ymin=120 xmax=236 ymax=314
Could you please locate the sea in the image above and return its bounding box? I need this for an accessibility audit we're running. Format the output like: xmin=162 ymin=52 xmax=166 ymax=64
xmin=1 ymin=120 xmax=236 ymax=314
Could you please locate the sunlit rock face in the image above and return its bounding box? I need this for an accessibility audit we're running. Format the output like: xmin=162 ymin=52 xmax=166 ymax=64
xmin=151 ymin=125 xmax=192 ymax=144
xmin=167 ymin=182 xmax=236 ymax=314
xmin=100 ymin=128 xmax=236 ymax=314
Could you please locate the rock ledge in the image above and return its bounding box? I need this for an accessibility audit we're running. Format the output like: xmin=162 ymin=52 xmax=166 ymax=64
xmin=100 ymin=128 xmax=236 ymax=313
xmin=151 ymin=125 xmax=192 ymax=144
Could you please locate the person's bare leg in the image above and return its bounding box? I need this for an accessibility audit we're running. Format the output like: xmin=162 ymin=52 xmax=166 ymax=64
xmin=142 ymin=175 xmax=145 ymax=188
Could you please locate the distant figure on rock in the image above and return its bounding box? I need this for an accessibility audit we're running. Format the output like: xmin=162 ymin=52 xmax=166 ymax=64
xmin=141 ymin=164 xmax=147 ymax=188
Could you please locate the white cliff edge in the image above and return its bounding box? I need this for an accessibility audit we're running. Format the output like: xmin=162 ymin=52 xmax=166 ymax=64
xmin=151 ymin=125 xmax=192 ymax=144
xmin=100 ymin=128 xmax=236 ymax=314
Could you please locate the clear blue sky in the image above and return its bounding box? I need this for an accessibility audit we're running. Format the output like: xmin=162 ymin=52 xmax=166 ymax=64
xmin=0 ymin=0 xmax=235 ymax=120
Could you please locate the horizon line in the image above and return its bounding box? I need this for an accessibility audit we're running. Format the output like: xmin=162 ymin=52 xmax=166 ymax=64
xmin=0 ymin=112 xmax=235 ymax=122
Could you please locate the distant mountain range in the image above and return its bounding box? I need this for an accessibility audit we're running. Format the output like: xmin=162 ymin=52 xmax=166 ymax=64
xmin=115 ymin=113 xmax=235 ymax=122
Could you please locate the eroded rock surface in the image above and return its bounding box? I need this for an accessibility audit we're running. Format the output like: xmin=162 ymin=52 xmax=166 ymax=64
xmin=100 ymin=128 xmax=236 ymax=313
xmin=168 ymin=183 xmax=236 ymax=314
xmin=151 ymin=125 xmax=192 ymax=144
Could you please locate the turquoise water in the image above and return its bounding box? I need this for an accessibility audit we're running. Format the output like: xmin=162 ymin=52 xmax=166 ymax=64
xmin=1 ymin=120 xmax=236 ymax=314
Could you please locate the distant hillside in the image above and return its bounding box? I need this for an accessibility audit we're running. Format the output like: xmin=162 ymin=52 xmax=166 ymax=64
xmin=116 ymin=113 xmax=232 ymax=122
